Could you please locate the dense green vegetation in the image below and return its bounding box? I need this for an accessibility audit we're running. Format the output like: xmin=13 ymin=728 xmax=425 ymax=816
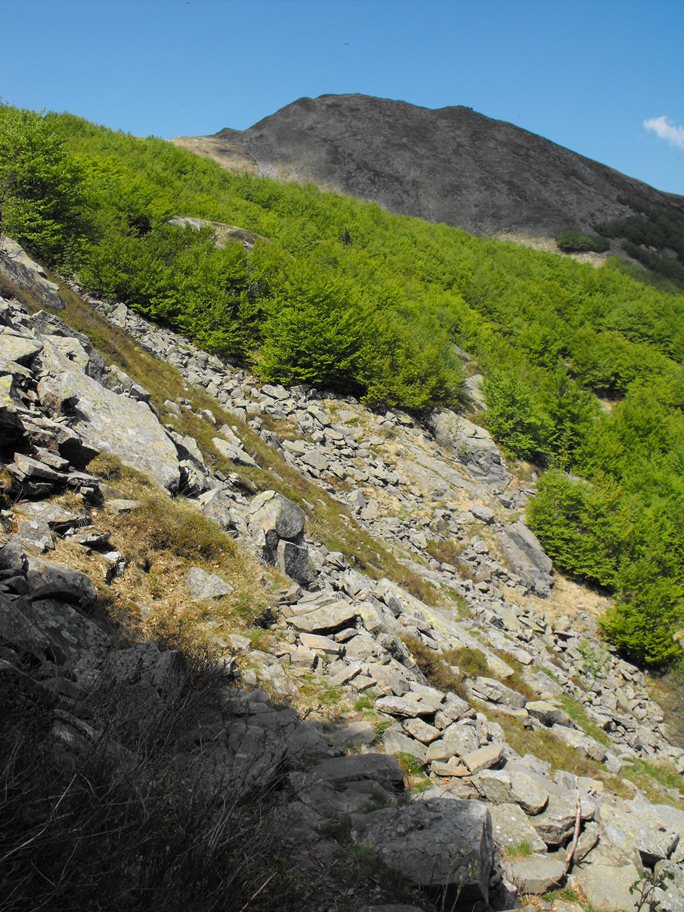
xmin=1 ymin=103 xmax=683 ymax=667
xmin=555 ymin=229 xmax=610 ymax=254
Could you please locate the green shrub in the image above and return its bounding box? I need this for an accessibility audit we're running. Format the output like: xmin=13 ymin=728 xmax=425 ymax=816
xmin=555 ymin=229 xmax=610 ymax=254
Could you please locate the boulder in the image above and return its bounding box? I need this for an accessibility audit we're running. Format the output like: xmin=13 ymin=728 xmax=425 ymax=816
xmin=212 ymin=435 xmax=257 ymax=467
xmin=498 ymin=521 xmax=553 ymax=597
xmin=426 ymin=410 xmax=508 ymax=485
xmin=0 ymin=328 xmax=43 ymax=365
xmin=26 ymin=557 xmax=97 ymax=605
xmin=571 ymin=862 xmax=640 ymax=912
xmin=475 ymin=768 xmax=549 ymax=815
xmin=248 ymin=490 xmax=306 ymax=564
xmin=526 ymin=700 xmax=573 ymax=728
xmin=39 ymin=342 xmax=180 ymax=490
xmin=533 ymin=794 xmax=594 ymax=848
xmin=550 ymin=723 xmax=607 ymax=762
xmin=185 ymin=567 xmax=233 ymax=600
xmin=276 ymin=539 xmax=315 ymax=586
xmin=351 ymin=799 xmax=493 ymax=903
xmin=0 ymin=238 xmax=64 ymax=310
xmin=489 ymin=803 xmax=547 ymax=854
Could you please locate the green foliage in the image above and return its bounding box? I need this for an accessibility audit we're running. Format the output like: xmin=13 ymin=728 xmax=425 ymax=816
xmin=484 ymin=372 xmax=549 ymax=463
xmin=556 ymin=229 xmax=610 ymax=253
xmin=0 ymin=105 xmax=86 ymax=264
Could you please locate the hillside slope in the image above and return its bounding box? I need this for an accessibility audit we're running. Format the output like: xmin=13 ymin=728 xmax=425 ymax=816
xmin=1 ymin=247 xmax=683 ymax=910
xmin=174 ymin=93 xmax=684 ymax=240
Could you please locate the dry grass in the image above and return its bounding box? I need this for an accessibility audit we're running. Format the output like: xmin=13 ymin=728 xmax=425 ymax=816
xmin=400 ymin=635 xmax=494 ymax=700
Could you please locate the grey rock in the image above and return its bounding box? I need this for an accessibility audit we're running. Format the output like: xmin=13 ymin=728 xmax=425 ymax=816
xmin=15 ymin=519 xmax=54 ymax=553
xmin=0 ymin=328 xmax=43 ymax=365
xmin=550 ymin=723 xmax=607 ymax=762
xmin=290 ymin=601 xmax=358 ymax=633
xmin=526 ymin=700 xmax=573 ymax=728
xmin=426 ymin=723 xmax=480 ymax=761
xmin=40 ymin=342 xmax=181 ymax=490
xmin=468 ymin=676 xmax=526 ymax=709
xmin=377 ymin=695 xmax=439 ymax=720
xmin=490 ymin=803 xmax=547 ymax=854
xmin=15 ymin=501 xmax=84 ymax=531
xmin=185 ymin=567 xmax=233 ymax=600
xmin=0 ymin=238 xmax=64 ymax=310
xmin=503 ymin=852 xmax=566 ymax=894
xmin=276 ymin=539 xmax=316 ymax=586
xmin=26 ymin=557 xmax=97 ymax=605
xmin=498 ymin=521 xmax=553 ymax=597
xmin=383 ymin=730 xmax=427 ymax=765
xmin=635 ymin=826 xmax=680 ymax=867
xmin=426 ymin=410 xmax=508 ymax=484
xmin=533 ymin=794 xmax=594 ymax=848
xmin=462 ymin=742 xmax=505 ymax=773
xmin=212 ymin=435 xmax=257 ymax=467
xmin=248 ymin=490 xmax=305 ymax=562
xmin=195 ymin=488 xmax=235 ymax=531
xmin=351 ymin=799 xmax=493 ymax=901
xmin=475 ymin=769 xmax=549 ymax=815
xmin=308 ymin=754 xmax=404 ymax=788
xmin=571 ymin=862 xmax=639 ymax=912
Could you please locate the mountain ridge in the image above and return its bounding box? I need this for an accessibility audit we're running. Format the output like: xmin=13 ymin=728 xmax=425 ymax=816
xmin=173 ymin=93 xmax=684 ymax=240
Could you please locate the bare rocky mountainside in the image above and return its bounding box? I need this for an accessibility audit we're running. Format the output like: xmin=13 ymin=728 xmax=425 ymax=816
xmin=172 ymin=94 xmax=684 ymax=240
xmin=1 ymin=242 xmax=683 ymax=912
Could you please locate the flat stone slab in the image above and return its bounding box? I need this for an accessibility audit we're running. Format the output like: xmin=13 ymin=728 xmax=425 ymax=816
xmin=41 ymin=341 xmax=180 ymax=490
xmin=463 ymin=743 xmax=505 ymax=773
xmin=504 ymin=852 xmax=566 ymax=894
xmin=185 ymin=567 xmax=233 ymax=600
xmin=289 ymin=601 xmax=359 ymax=633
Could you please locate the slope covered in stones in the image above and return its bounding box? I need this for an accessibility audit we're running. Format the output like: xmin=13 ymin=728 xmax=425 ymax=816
xmin=1 ymin=244 xmax=683 ymax=912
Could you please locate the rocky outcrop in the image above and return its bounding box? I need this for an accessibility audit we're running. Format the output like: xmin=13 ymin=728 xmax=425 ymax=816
xmin=0 ymin=238 xmax=64 ymax=310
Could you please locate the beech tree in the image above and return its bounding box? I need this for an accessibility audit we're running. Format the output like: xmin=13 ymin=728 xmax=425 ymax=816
xmin=0 ymin=105 xmax=85 ymax=264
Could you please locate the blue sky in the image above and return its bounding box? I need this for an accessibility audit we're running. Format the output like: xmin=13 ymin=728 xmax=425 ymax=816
xmin=2 ymin=0 xmax=683 ymax=193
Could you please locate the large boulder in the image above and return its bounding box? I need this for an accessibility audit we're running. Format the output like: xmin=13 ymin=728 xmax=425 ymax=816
xmin=351 ymin=799 xmax=493 ymax=904
xmin=38 ymin=341 xmax=181 ymax=490
xmin=247 ymin=490 xmax=314 ymax=585
xmin=248 ymin=490 xmax=305 ymax=557
xmin=497 ymin=521 xmax=553 ymax=597
xmin=0 ymin=238 xmax=64 ymax=310
xmin=426 ymin=410 xmax=509 ymax=485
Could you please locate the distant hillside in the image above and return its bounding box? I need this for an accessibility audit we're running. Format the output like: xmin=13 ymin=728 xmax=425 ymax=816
xmin=173 ymin=94 xmax=684 ymax=248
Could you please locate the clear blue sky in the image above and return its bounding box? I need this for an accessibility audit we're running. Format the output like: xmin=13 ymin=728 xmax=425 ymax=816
xmin=2 ymin=0 xmax=683 ymax=194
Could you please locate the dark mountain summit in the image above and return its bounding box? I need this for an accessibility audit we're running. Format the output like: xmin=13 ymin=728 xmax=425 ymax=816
xmin=174 ymin=94 xmax=684 ymax=240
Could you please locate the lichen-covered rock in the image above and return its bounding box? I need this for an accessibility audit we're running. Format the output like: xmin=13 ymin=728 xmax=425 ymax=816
xmin=38 ymin=341 xmax=181 ymax=490
xmin=426 ymin=409 xmax=509 ymax=485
